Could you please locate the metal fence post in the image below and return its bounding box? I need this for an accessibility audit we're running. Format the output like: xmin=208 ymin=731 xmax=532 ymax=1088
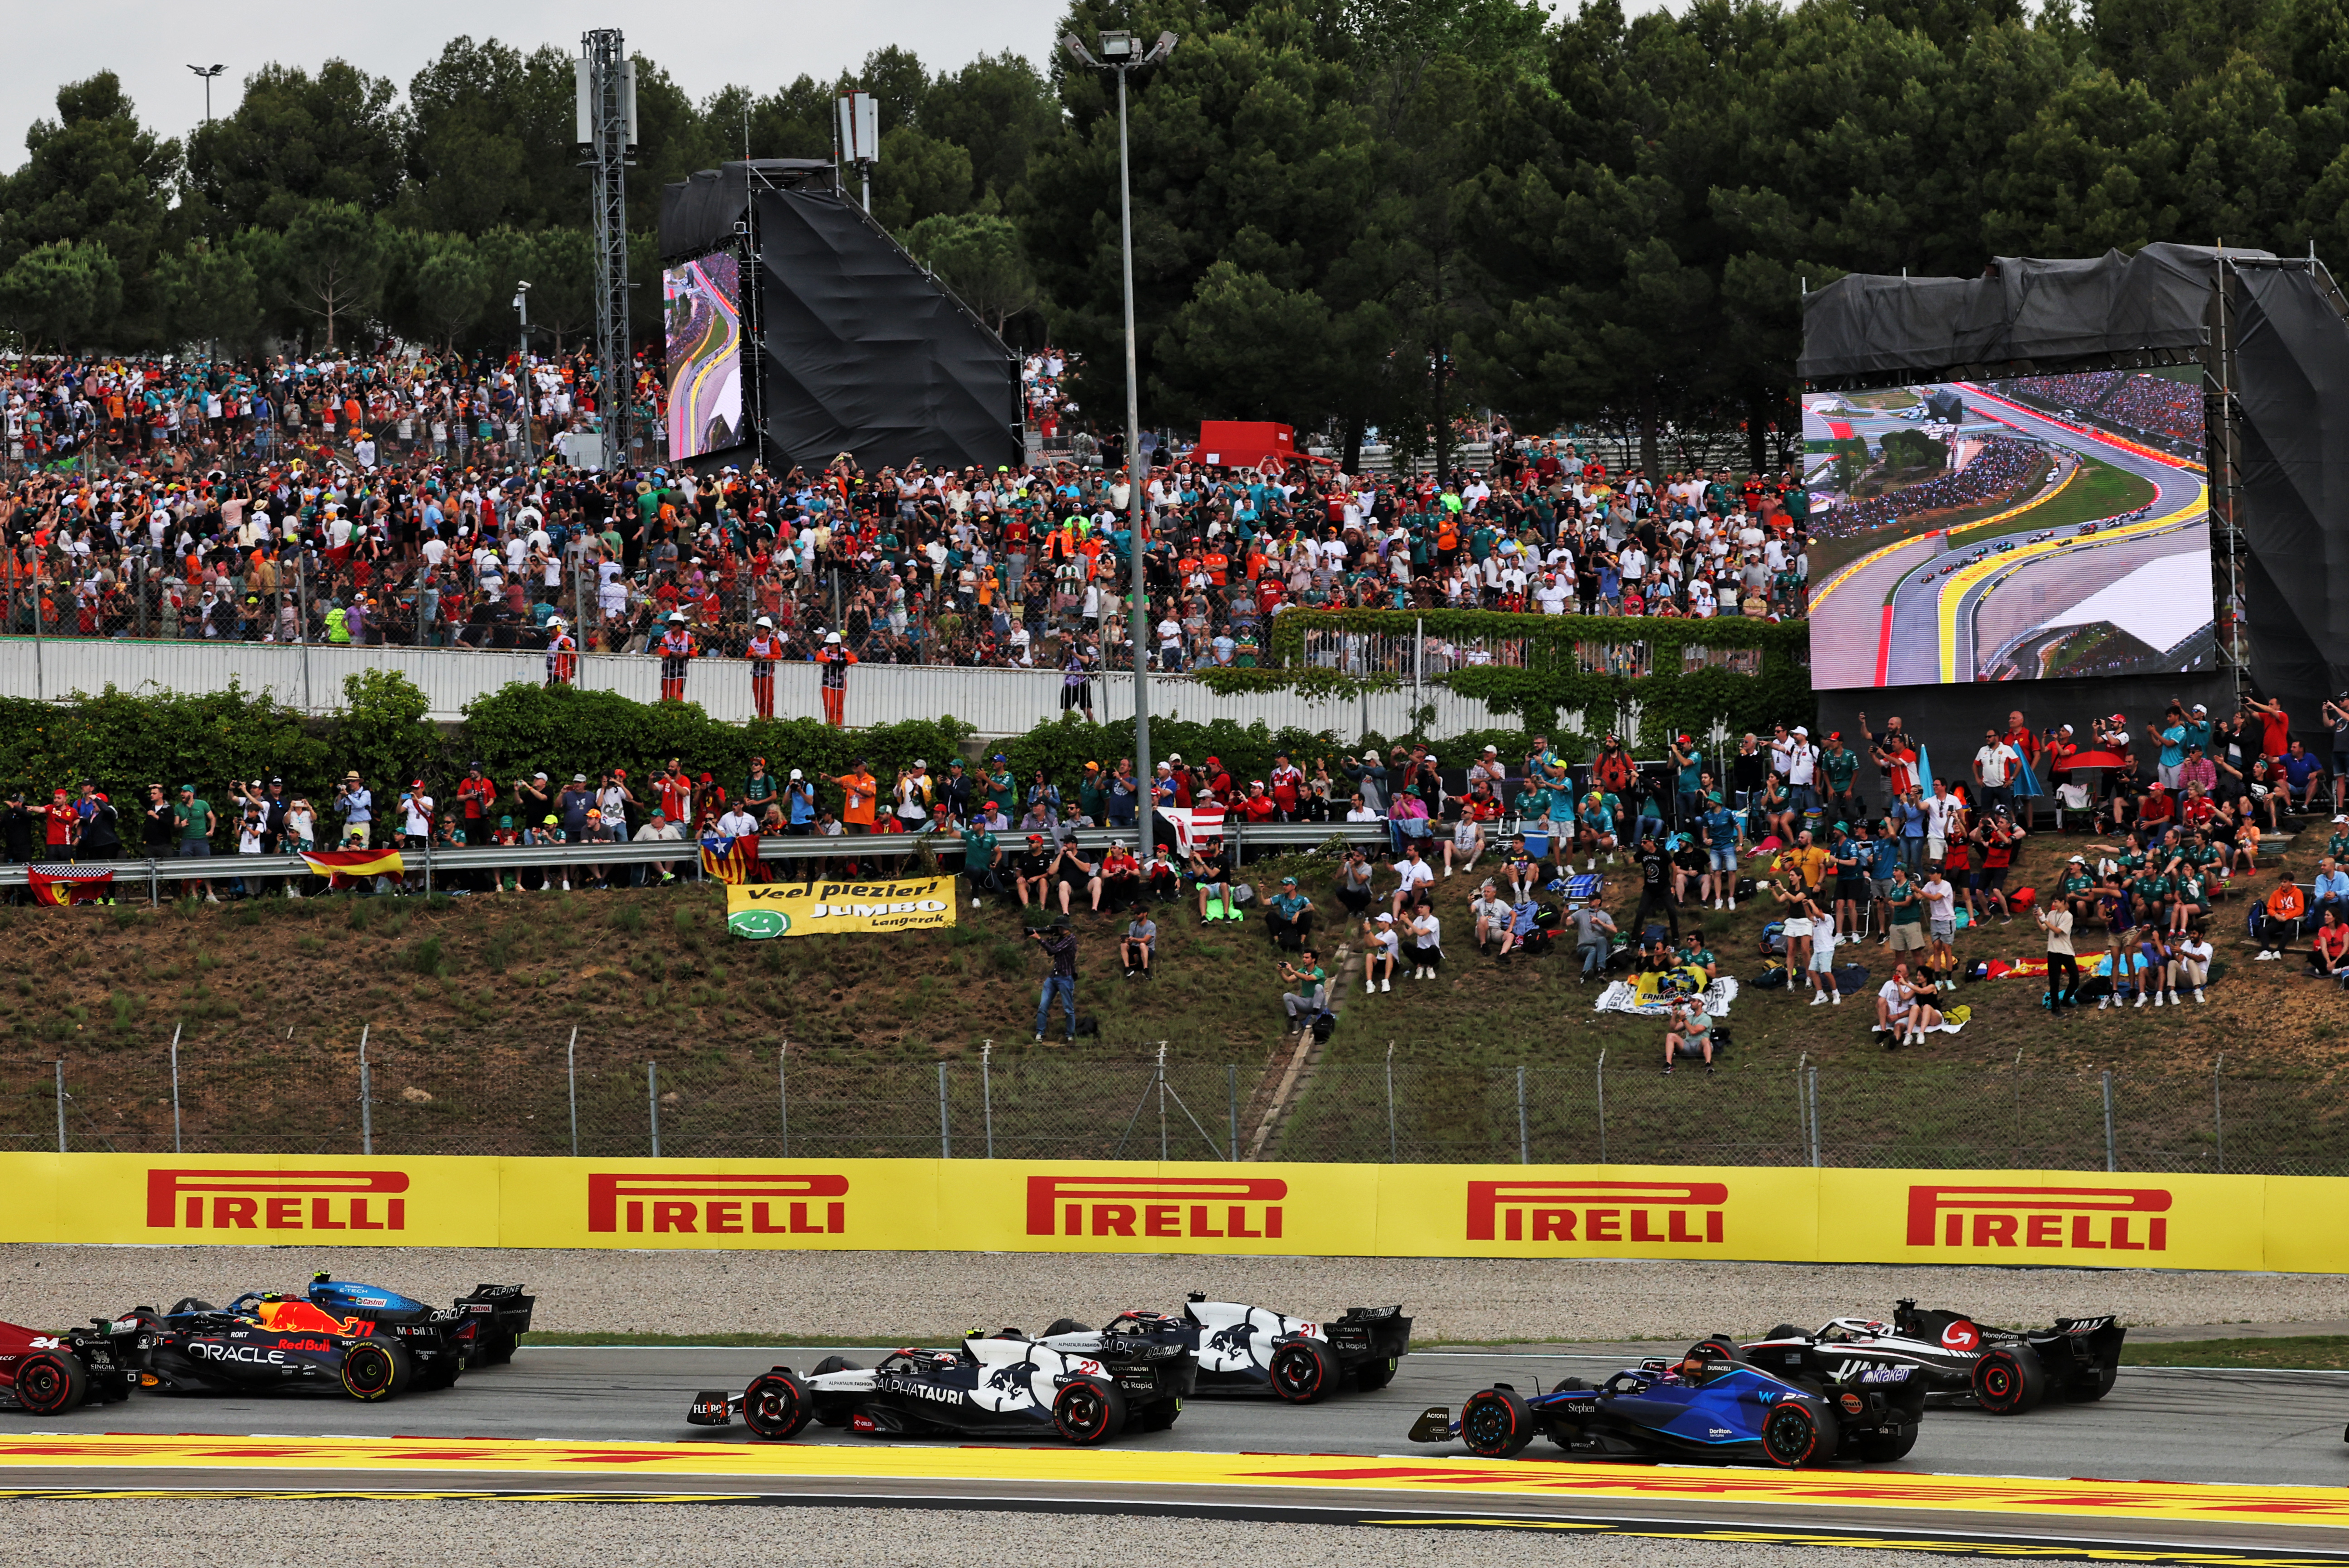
xmin=1596 ymin=1050 xmax=1607 ymax=1164
xmin=1158 ymin=1044 xmax=1169 ymax=1162
xmin=2102 ymin=1069 xmax=2116 ymax=1172
xmin=981 ymin=1041 xmax=994 ymax=1160
xmin=1807 ymin=1066 xmax=1821 ymax=1168
xmin=779 ymin=1040 xmax=790 ymax=1159
xmin=169 ymin=1024 xmax=183 ymax=1155
xmin=1228 ymin=1064 xmax=1239 ymax=1162
xmin=53 ymin=1059 xmax=65 ymax=1153
xmin=297 ymin=554 xmax=313 ymax=712
xmin=648 ymin=1061 xmax=661 ymax=1157
xmin=566 ymin=1027 xmax=579 ymax=1158
xmin=1516 ymin=1065 xmax=1529 ymax=1164
xmin=1384 ymin=1042 xmax=1398 ymax=1163
xmin=2213 ymin=1054 xmax=2224 ymax=1174
xmin=938 ymin=1061 xmax=951 ymax=1159
xmin=358 ymin=1024 xmax=372 ymax=1156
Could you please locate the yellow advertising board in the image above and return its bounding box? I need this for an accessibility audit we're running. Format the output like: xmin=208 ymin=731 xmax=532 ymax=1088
xmin=0 ymin=1153 xmax=2338 ymax=1270
xmin=724 ymin=875 xmax=955 ymax=939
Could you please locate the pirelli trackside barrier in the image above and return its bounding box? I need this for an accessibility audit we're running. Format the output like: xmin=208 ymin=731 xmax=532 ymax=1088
xmin=0 ymin=1155 xmax=2337 ymax=1272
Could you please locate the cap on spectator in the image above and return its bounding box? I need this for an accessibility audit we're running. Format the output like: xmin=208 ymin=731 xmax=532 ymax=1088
xmin=535 ymin=770 xmax=548 ymax=780
xmin=788 ymin=768 xmax=804 ymax=781
xmin=1376 ymin=912 xmax=1395 ymax=922
xmin=2069 ymin=853 xmax=2087 ymax=864
xmin=573 ymin=773 xmax=587 ymax=783
xmin=344 ymin=771 xmax=361 ymax=782
xmin=586 ymin=808 xmax=602 ymax=818
xmin=1167 ymin=752 xmax=1183 ymax=763
xmin=1484 ymin=745 xmax=1499 ymax=754
xmin=949 ymin=759 xmax=965 ymax=768
xmin=543 ymin=814 xmax=558 ymax=825
xmin=1281 ymin=875 xmax=1297 ymax=885
xmin=1793 ymin=725 xmax=1808 ymax=736
xmin=651 ymin=807 xmax=667 ymax=819
xmin=498 ymin=815 xmax=513 ymax=828
xmin=1363 ymin=749 xmax=1379 ymax=762
xmin=1084 ymin=761 xmax=1100 ymax=772
xmin=1028 ymin=833 xmax=1045 ymax=844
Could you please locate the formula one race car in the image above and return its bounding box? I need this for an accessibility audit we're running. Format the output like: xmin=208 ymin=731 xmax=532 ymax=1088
xmin=1410 ymin=1341 xmax=1924 ymax=1467
xmin=1739 ymin=1299 xmax=2124 ymax=1414
xmin=106 ymin=1298 xmax=421 ymax=1402
xmin=1160 ymin=1294 xmax=1411 ymax=1402
xmin=300 ymin=1275 xmax=535 ymax=1371
xmin=689 ymin=1313 xmax=1198 ymax=1446
xmin=0 ymin=1317 xmax=134 ymax=1415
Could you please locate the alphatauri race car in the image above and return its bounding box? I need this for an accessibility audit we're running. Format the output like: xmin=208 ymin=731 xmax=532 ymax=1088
xmin=1409 ymin=1341 xmax=1924 ymax=1467
xmin=689 ymin=1313 xmax=1198 ymax=1445
xmin=0 ymin=1316 xmax=134 ymax=1415
xmin=1165 ymin=1294 xmax=1412 ymax=1401
xmin=1739 ymin=1299 xmax=2124 ymax=1414
xmin=107 ymin=1298 xmax=422 ymax=1402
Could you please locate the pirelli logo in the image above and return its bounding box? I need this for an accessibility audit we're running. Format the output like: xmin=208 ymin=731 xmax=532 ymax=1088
xmin=1025 ymin=1174 xmax=1286 ymax=1240
xmin=145 ymin=1168 xmax=409 ymax=1232
xmin=1467 ymin=1180 xmax=1729 ymax=1245
xmin=1905 ymin=1184 xmax=2170 ymax=1252
xmin=586 ymin=1172 xmax=849 ymax=1235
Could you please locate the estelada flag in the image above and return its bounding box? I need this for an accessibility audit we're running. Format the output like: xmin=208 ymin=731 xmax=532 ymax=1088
xmin=28 ymin=864 xmax=113 ymax=906
xmin=300 ymin=846 xmax=405 ymax=888
xmin=700 ymin=834 xmax=753 ymax=884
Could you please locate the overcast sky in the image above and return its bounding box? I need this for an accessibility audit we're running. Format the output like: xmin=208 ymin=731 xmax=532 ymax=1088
xmin=4 ymin=0 xmax=1082 ymax=172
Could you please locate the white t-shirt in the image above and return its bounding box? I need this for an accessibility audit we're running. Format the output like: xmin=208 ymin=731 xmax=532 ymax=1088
xmin=1974 ymin=743 xmax=2016 ymax=787
xmin=1396 ymin=859 xmax=1436 ymax=892
xmin=1925 ymin=795 xmax=1963 ymax=839
xmin=402 ymin=792 xmax=433 ymax=837
xmin=1413 ymin=913 xmax=1443 ymax=951
xmin=1921 ymin=877 xmax=1955 ymax=922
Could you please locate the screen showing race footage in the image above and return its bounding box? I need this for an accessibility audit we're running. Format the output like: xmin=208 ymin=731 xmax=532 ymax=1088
xmin=663 ymin=250 xmax=743 ymax=460
xmin=1802 ymin=370 xmax=2213 ymax=690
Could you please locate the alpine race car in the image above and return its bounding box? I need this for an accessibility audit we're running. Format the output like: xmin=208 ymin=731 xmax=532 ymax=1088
xmin=106 ymin=1298 xmax=421 ymax=1402
xmin=1739 ymin=1299 xmax=2123 ymax=1414
xmin=1409 ymin=1342 xmax=1924 ymax=1467
xmin=1160 ymin=1293 xmax=1411 ymax=1401
xmin=0 ymin=1316 xmax=134 ymax=1415
xmin=299 ymin=1274 xmax=535 ymax=1373
xmin=688 ymin=1313 xmax=1198 ymax=1446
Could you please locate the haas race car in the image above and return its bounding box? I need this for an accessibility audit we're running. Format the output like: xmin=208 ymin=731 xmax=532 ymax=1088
xmin=1410 ymin=1341 xmax=1924 ymax=1467
xmin=1740 ymin=1299 xmax=2123 ymax=1414
xmin=0 ymin=1317 xmax=134 ymax=1415
xmin=690 ymin=1312 xmax=1198 ymax=1446
xmin=1173 ymin=1294 xmax=1412 ymax=1401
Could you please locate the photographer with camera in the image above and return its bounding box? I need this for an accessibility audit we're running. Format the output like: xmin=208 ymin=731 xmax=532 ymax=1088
xmin=1278 ymin=949 xmax=1328 ymax=1034
xmin=1028 ymin=916 xmax=1080 ymax=1043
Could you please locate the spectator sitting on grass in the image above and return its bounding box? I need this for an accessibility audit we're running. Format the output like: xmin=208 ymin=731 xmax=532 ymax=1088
xmin=2169 ymin=926 xmax=2213 ymax=1003
xmin=1264 ymin=875 xmax=1314 ymax=950
xmin=1570 ymin=897 xmax=1616 ymax=980
xmin=1278 ymin=950 xmax=1327 ymax=1032
xmin=1500 ymin=838 xmax=1539 ymax=902
xmin=1873 ymin=963 xmax=1915 ymax=1036
xmin=2309 ymin=908 xmax=2349 ymax=979
xmin=1470 ymin=881 xmax=1513 ymax=953
xmin=1662 ymin=998 xmax=1714 ymax=1075
xmin=1333 ymin=846 xmax=1375 ymax=916
xmin=1120 ymin=909 xmax=1157 ymax=979
xmin=1389 ymin=841 xmax=1436 ymax=915
xmin=1013 ymin=834 xmax=1054 ymax=908
xmin=1094 ymin=840 xmax=1141 ymax=911
xmin=1443 ymin=808 xmax=1485 ymax=879
xmin=1144 ymin=841 xmax=1180 ymax=901
xmin=1360 ymin=910 xmax=1401 ymax=992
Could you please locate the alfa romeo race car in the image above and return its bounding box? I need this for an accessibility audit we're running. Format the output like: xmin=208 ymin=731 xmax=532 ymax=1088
xmin=0 ymin=1317 xmax=134 ymax=1415
xmin=689 ymin=1313 xmax=1198 ymax=1445
xmin=1408 ymin=1342 xmax=1924 ymax=1467
xmin=1160 ymin=1294 xmax=1411 ymax=1401
xmin=1739 ymin=1299 xmax=2124 ymax=1414
xmin=106 ymin=1298 xmax=421 ymax=1402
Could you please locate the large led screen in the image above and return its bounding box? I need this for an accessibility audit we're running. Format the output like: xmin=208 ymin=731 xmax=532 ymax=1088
xmin=663 ymin=251 xmax=742 ymax=460
xmin=1802 ymin=370 xmax=2214 ymax=690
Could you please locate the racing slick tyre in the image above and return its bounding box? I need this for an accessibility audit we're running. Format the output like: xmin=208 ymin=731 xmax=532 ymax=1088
xmin=1688 ymin=1337 xmax=1742 ymax=1364
xmin=12 ymin=1351 xmax=86 ymax=1416
xmin=1763 ymin=1324 xmax=1804 ymax=1341
xmin=1269 ymin=1337 xmax=1340 ymax=1403
xmin=1129 ymin=1398 xmax=1182 ymax=1433
xmin=809 ymin=1355 xmax=860 ymax=1376
xmin=340 ymin=1341 xmax=413 ymax=1402
xmin=1043 ymin=1319 xmax=1090 ymax=1337
xmin=1460 ymin=1387 xmax=1534 ymax=1459
xmin=1052 ymin=1377 xmax=1128 ymax=1445
xmin=1353 ymin=1355 xmax=1400 ymax=1393
xmin=1858 ymin=1424 xmax=1919 ymax=1463
xmin=1972 ymin=1345 xmax=2048 ymax=1415
xmin=742 ymin=1371 xmax=814 ymax=1440
xmin=2063 ymin=1361 xmax=2118 ymax=1403
xmin=1761 ymin=1399 xmax=1839 ymax=1467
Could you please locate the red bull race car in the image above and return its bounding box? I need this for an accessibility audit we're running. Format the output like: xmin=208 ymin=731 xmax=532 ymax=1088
xmin=0 ymin=1316 xmax=135 ymax=1415
xmin=107 ymin=1298 xmax=424 ymax=1402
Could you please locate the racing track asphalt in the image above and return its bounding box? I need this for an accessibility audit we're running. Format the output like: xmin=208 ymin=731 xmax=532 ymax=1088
xmin=32 ymin=1341 xmax=2349 ymax=1487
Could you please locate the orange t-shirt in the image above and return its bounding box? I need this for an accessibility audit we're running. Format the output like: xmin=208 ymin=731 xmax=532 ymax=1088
xmin=838 ymin=771 xmax=878 ymax=825
xmin=2269 ymin=883 xmax=2306 ymax=922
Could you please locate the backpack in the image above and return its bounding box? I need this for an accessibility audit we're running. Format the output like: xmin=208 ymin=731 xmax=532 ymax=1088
xmin=1311 ymin=1010 xmax=1337 ymax=1042
xmin=1752 ymin=961 xmax=1789 ymax=989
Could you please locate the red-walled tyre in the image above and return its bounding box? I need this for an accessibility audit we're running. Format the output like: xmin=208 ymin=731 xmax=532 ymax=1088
xmin=742 ymin=1371 xmax=812 ymax=1440
xmin=1761 ymin=1399 xmax=1839 ymax=1467
xmin=1972 ymin=1346 xmax=2047 ymax=1415
xmin=1052 ymin=1377 xmax=1127 ymax=1445
xmin=1460 ymin=1387 xmax=1534 ymax=1458
xmin=12 ymin=1352 xmax=86 ymax=1416
xmin=1269 ymin=1338 xmax=1338 ymax=1403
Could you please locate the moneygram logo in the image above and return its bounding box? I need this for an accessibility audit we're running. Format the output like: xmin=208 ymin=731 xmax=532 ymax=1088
xmin=1904 ymin=1184 xmax=2170 ymax=1252
xmin=145 ymin=1168 xmax=409 ymax=1233
xmin=1024 ymin=1174 xmax=1287 ymax=1240
xmin=1466 ymin=1180 xmax=1730 ymax=1245
xmin=586 ymin=1172 xmax=849 ymax=1235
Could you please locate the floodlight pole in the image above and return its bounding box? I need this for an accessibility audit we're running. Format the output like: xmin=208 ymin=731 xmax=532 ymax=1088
xmin=1065 ymin=29 xmax=1177 ymax=863
xmin=513 ymin=282 xmax=534 ymax=468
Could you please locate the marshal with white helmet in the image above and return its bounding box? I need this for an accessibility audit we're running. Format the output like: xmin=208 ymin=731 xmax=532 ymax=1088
xmin=1732 ymin=1298 xmax=2124 ymax=1414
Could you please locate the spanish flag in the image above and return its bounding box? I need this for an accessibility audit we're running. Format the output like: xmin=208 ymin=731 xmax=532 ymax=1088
xmin=301 ymin=847 xmax=406 ymax=888
xmin=700 ymin=834 xmax=753 ymax=884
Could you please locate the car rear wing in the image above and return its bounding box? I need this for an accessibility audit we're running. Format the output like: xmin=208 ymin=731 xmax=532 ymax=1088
xmin=458 ymin=1284 xmax=535 ymax=1336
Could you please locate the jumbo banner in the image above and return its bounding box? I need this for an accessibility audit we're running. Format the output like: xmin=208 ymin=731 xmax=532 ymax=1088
xmin=725 ymin=875 xmax=956 ymax=939
xmin=0 ymin=1155 xmax=2342 ymax=1270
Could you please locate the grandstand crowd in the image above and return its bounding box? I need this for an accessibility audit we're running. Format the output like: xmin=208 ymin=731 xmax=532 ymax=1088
xmin=1995 ymin=370 xmax=2204 ymax=445
xmin=1811 ymin=435 xmax=2040 ymax=539
xmin=0 ymin=349 xmax=1814 ymax=679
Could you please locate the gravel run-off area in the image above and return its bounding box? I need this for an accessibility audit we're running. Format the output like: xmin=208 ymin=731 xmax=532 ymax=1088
xmin=1 ymin=1500 xmax=2011 ymax=1568
xmin=4 ymin=1245 xmax=2343 ymax=1341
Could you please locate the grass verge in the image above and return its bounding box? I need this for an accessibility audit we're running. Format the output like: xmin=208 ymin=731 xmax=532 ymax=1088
xmin=2120 ymin=1336 xmax=2349 ymax=1370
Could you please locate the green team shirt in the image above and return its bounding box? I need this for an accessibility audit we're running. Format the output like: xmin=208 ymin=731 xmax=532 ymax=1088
xmin=173 ymin=798 xmax=210 ymax=841
xmin=1822 ymin=750 xmax=1860 ymax=791
xmin=959 ymin=827 xmax=998 ymax=864
xmin=2133 ymin=873 xmax=2172 ymax=901
xmin=1889 ymin=883 xmax=1923 ymax=924
xmin=2059 ymin=873 xmax=2097 ymax=898
xmin=2176 ymin=874 xmax=2207 ymax=907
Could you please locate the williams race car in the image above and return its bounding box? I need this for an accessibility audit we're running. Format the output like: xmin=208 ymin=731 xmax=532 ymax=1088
xmin=0 ymin=1316 xmax=134 ymax=1415
xmin=107 ymin=1298 xmax=422 ymax=1402
xmin=1160 ymin=1294 xmax=1411 ymax=1401
xmin=1739 ymin=1299 xmax=2123 ymax=1414
xmin=689 ymin=1313 xmax=1198 ymax=1445
xmin=1408 ymin=1342 xmax=1924 ymax=1467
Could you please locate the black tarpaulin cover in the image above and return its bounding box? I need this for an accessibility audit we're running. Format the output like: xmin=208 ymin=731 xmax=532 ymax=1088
xmin=1798 ymin=242 xmax=2270 ymax=380
xmin=750 ymin=186 xmax=1018 ymax=474
xmin=2230 ymin=265 xmax=2349 ymax=723
xmin=660 ymin=160 xmax=836 ymax=263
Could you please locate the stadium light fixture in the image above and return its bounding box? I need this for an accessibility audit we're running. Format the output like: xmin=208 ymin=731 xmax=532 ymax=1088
xmin=187 ymin=63 xmax=226 ymax=125
xmin=1061 ymin=26 xmax=1179 ymax=863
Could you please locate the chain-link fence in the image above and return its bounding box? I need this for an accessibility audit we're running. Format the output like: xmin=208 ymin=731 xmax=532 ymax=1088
xmin=5 ymin=1040 xmax=2337 ymax=1172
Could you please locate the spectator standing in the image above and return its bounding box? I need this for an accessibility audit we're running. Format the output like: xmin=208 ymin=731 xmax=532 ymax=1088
xmin=1029 ymin=917 xmax=1080 ymax=1042
xmin=173 ymin=783 xmax=217 ymax=903
xmin=1972 ymin=728 xmax=2020 ymax=815
xmin=815 ymin=631 xmax=856 ymax=726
